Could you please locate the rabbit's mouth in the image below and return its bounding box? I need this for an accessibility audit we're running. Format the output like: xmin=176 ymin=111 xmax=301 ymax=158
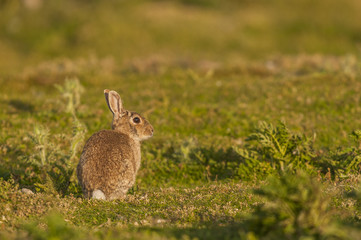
xmin=140 ymin=135 xmax=153 ymax=141
xmin=139 ymin=127 xmax=154 ymax=141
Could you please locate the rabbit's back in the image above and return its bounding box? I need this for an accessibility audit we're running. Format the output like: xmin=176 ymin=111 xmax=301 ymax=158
xmin=77 ymin=130 xmax=138 ymax=198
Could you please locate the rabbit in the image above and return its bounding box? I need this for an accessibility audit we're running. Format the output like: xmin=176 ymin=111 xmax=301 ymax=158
xmin=77 ymin=89 xmax=154 ymax=200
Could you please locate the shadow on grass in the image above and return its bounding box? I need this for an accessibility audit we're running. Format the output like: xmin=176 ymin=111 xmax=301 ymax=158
xmin=190 ymin=146 xmax=243 ymax=180
xmin=146 ymin=142 xmax=250 ymax=184
xmin=8 ymin=99 xmax=35 ymax=112
xmin=0 ymin=143 xmax=28 ymax=182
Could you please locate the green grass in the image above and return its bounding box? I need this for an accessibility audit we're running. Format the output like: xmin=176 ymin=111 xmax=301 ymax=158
xmin=1 ymin=0 xmax=361 ymax=239
xmin=0 ymin=0 xmax=360 ymax=72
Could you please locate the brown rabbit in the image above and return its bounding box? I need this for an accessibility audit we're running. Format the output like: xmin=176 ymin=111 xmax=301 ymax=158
xmin=77 ymin=89 xmax=154 ymax=200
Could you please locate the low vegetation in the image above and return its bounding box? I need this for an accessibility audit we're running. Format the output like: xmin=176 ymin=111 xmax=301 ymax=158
xmin=1 ymin=0 xmax=361 ymax=239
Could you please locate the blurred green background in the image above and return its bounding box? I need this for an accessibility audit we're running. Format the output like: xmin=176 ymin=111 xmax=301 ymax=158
xmin=0 ymin=0 xmax=360 ymax=74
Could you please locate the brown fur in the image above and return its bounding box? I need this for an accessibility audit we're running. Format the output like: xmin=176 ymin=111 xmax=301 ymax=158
xmin=77 ymin=90 xmax=153 ymax=200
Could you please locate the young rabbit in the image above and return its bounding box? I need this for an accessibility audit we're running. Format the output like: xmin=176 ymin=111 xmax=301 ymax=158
xmin=77 ymin=89 xmax=154 ymax=200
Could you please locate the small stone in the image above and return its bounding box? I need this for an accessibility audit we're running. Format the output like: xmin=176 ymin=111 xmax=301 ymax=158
xmin=21 ymin=188 xmax=34 ymax=195
xmin=155 ymin=218 xmax=166 ymax=224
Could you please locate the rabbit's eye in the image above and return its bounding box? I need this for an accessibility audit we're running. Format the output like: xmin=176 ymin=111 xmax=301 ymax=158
xmin=133 ymin=117 xmax=141 ymax=124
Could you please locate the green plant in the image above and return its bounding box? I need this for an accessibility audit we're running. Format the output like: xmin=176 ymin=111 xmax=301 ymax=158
xmin=27 ymin=124 xmax=57 ymax=193
xmin=47 ymin=117 xmax=87 ymax=195
xmin=27 ymin=125 xmax=52 ymax=168
xmin=25 ymin=79 xmax=87 ymax=195
xmin=233 ymin=147 xmax=275 ymax=180
xmin=235 ymin=121 xmax=317 ymax=179
xmin=23 ymin=212 xmax=84 ymax=240
xmin=246 ymin=171 xmax=347 ymax=239
xmin=55 ymin=77 xmax=84 ymax=117
xmin=327 ymin=130 xmax=361 ymax=178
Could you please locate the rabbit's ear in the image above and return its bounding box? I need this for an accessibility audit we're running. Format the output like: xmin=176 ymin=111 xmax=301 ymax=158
xmin=104 ymin=89 xmax=123 ymax=117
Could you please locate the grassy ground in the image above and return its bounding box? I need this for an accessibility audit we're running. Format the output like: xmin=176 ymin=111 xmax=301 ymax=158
xmin=1 ymin=0 xmax=361 ymax=239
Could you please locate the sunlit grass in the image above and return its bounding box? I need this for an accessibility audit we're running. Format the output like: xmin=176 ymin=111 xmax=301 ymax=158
xmin=1 ymin=0 xmax=361 ymax=239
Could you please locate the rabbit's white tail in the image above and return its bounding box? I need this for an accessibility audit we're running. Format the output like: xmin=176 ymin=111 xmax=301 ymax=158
xmin=92 ymin=189 xmax=106 ymax=200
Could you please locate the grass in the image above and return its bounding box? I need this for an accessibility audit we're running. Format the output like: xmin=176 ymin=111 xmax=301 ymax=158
xmin=1 ymin=0 xmax=361 ymax=239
